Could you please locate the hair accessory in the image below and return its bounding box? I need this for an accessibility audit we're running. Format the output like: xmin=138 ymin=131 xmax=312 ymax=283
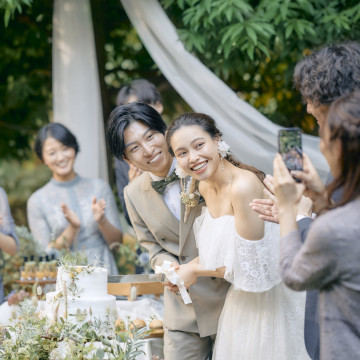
xmin=175 ymin=164 xmax=188 ymax=179
xmin=217 ymin=140 xmax=230 ymax=158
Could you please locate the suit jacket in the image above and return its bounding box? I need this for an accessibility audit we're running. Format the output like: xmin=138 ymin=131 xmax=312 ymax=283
xmin=124 ymin=172 xmax=230 ymax=337
xmin=297 ymin=171 xmax=343 ymax=360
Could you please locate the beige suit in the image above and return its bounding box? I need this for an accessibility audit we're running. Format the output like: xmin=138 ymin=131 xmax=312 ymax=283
xmin=124 ymin=172 xmax=229 ymax=357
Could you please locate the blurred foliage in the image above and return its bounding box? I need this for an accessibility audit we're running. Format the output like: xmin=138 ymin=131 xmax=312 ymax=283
xmin=0 ymin=0 xmax=188 ymax=162
xmin=0 ymin=158 xmax=51 ymax=225
xmin=0 ymin=0 xmax=32 ymax=26
xmin=100 ymin=0 xmax=191 ymax=125
xmin=1 ymin=225 xmax=44 ymax=297
xmin=161 ymin=0 xmax=360 ymax=134
xmin=0 ymin=0 xmax=53 ymax=160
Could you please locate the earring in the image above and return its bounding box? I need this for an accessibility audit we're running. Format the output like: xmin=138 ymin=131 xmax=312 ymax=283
xmin=217 ymin=140 xmax=230 ymax=171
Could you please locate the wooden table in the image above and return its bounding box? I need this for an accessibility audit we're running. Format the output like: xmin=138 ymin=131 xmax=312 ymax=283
xmin=108 ymin=281 xmax=164 ymax=301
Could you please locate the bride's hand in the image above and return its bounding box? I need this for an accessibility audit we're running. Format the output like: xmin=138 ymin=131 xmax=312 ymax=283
xmin=176 ymin=263 xmax=197 ymax=289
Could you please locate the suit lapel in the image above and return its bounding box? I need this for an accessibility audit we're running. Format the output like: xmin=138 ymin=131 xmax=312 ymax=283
xmin=179 ymin=201 xmax=201 ymax=253
xmin=142 ymin=173 xmax=179 ymax=236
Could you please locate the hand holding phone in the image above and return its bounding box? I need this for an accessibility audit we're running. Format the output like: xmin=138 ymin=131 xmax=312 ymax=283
xmin=278 ymin=128 xmax=303 ymax=181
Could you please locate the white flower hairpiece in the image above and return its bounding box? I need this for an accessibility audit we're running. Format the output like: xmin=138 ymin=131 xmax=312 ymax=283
xmin=175 ymin=164 xmax=189 ymax=179
xmin=217 ymin=140 xmax=230 ymax=158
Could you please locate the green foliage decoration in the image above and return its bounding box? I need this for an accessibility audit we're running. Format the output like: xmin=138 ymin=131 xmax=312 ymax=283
xmin=161 ymin=0 xmax=360 ymax=132
xmin=0 ymin=298 xmax=149 ymax=359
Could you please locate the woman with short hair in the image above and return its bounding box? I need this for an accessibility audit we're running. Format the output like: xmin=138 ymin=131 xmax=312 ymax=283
xmin=27 ymin=123 xmax=122 ymax=274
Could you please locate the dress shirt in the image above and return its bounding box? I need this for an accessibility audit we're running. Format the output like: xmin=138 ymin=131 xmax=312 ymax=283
xmin=149 ymin=159 xmax=181 ymax=222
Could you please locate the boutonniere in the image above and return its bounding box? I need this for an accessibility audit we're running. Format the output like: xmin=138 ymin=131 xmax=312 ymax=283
xmin=175 ymin=165 xmax=201 ymax=223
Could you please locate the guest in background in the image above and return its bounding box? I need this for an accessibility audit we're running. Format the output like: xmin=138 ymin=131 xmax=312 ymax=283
xmin=274 ymin=90 xmax=360 ymax=360
xmin=115 ymin=79 xmax=163 ymax=225
xmin=27 ymin=123 xmax=122 ymax=274
xmin=0 ymin=187 xmax=19 ymax=304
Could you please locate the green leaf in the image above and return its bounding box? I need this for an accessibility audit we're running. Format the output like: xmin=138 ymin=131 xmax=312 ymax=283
xmin=245 ymin=25 xmax=258 ymax=44
xmin=95 ymin=348 xmax=105 ymax=359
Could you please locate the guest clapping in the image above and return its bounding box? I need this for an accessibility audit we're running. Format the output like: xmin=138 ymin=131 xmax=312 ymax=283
xmin=27 ymin=123 xmax=122 ymax=274
xmin=274 ymin=91 xmax=360 ymax=360
xmin=0 ymin=187 xmax=19 ymax=304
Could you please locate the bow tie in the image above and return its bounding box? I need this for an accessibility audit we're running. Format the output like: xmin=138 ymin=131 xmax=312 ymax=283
xmin=151 ymin=170 xmax=180 ymax=194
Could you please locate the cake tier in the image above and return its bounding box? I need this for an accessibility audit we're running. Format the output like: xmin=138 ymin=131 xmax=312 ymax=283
xmin=55 ymin=266 xmax=108 ymax=297
xmin=46 ymin=291 xmax=117 ymax=323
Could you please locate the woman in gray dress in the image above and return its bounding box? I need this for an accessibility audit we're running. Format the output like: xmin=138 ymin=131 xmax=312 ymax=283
xmin=0 ymin=187 xmax=19 ymax=304
xmin=273 ymin=90 xmax=360 ymax=360
xmin=27 ymin=123 xmax=122 ymax=274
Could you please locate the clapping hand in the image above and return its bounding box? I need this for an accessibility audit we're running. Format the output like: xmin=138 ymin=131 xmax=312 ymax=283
xmin=60 ymin=203 xmax=81 ymax=229
xmin=92 ymin=197 xmax=106 ymax=223
xmin=250 ymin=174 xmax=280 ymax=223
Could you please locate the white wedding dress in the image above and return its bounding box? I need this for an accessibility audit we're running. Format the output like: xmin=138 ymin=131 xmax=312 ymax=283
xmin=194 ymin=207 xmax=310 ymax=360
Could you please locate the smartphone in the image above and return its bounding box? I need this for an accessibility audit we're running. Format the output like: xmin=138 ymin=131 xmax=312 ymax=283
xmin=278 ymin=127 xmax=303 ymax=175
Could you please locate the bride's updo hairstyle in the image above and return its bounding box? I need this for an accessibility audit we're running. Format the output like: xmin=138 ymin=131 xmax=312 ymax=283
xmin=166 ymin=112 xmax=265 ymax=182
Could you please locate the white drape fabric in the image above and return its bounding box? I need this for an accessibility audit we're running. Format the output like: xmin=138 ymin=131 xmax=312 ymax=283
xmin=53 ymin=0 xmax=108 ymax=181
xmin=121 ymin=0 xmax=329 ymax=179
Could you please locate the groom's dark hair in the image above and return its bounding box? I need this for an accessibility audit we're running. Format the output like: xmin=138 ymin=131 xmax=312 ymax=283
xmin=106 ymin=101 xmax=167 ymax=160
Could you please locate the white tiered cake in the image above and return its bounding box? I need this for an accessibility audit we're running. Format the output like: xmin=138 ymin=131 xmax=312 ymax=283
xmin=46 ymin=265 xmax=117 ymax=323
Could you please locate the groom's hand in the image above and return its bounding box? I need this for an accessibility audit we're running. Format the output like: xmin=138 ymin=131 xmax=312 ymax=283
xmin=163 ymin=262 xmax=180 ymax=293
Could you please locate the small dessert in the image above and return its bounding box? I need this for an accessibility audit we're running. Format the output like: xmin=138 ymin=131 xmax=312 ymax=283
xmin=149 ymin=319 xmax=163 ymax=330
xmin=129 ymin=318 xmax=146 ymax=330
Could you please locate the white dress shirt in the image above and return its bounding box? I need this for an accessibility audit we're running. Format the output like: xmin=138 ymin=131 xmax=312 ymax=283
xmin=149 ymin=159 xmax=181 ymax=222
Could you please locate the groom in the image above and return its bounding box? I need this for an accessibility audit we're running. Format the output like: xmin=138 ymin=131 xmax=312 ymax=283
xmin=106 ymin=102 xmax=229 ymax=360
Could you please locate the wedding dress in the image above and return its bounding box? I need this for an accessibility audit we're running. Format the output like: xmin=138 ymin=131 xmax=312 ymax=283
xmin=194 ymin=207 xmax=310 ymax=360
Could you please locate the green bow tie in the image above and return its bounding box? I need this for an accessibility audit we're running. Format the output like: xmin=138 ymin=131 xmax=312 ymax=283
xmin=151 ymin=170 xmax=180 ymax=194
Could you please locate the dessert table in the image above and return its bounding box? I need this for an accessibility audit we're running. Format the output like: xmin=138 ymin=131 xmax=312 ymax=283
xmin=0 ymin=296 xmax=164 ymax=360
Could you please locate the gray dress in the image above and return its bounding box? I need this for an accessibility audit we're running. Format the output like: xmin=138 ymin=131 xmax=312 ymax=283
xmin=280 ymin=198 xmax=360 ymax=360
xmin=0 ymin=187 xmax=20 ymax=304
xmin=27 ymin=176 xmax=120 ymax=274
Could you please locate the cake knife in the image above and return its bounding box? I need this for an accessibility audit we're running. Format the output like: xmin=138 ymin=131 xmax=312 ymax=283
xmin=108 ymin=273 xmax=165 ymax=283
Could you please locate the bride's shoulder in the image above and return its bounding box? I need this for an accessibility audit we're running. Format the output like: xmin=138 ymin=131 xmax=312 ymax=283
xmin=231 ymin=168 xmax=264 ymax=198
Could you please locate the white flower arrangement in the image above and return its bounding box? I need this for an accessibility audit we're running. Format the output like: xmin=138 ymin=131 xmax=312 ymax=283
xmin=217 ymin=140 xmax=230 ymax=158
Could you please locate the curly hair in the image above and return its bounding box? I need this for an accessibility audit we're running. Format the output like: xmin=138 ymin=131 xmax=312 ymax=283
xmin=294 ymin=42 xmax=360 ymax=106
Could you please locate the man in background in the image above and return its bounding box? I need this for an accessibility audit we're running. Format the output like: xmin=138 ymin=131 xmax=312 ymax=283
xmin=114 ymin=79 xmax=164 ymax=225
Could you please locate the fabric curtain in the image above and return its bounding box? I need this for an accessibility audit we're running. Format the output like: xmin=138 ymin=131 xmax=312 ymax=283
xmin=120 ymin=0 xmax=329 ymax=179
xmin=53 ymin=0 xmax=108 ymax=181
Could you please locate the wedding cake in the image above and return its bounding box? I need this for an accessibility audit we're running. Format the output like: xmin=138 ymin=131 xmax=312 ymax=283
xmin=45 ymin=265 xmax=117 ymax=324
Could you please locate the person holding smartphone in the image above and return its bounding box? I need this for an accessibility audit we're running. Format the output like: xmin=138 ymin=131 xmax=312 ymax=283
xmin=250 ymin=42 xmax=360 ymax=360
xmin=274 ymin=90 xmax=360 ymax=360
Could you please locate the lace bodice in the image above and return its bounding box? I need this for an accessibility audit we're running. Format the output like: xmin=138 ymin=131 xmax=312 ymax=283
xmin=194 ymin=207 xmax=281 ymax=292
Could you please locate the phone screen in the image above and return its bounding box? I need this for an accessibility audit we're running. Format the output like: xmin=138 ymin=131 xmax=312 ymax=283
xmin=278 ymin=128 xmax=303 ymax=171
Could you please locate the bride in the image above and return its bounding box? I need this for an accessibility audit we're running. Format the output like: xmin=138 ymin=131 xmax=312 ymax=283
xmin=166 ymin=112 xmax=310 ymax=360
